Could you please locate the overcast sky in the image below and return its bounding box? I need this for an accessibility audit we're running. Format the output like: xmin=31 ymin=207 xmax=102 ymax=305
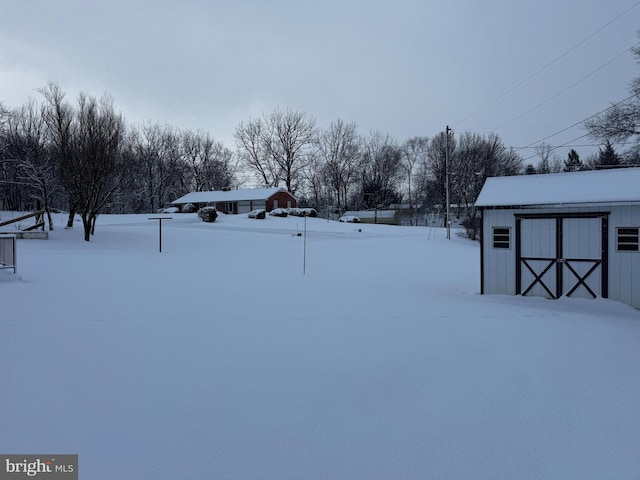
xmin=1 ymin=0 xmax=638 ymax=164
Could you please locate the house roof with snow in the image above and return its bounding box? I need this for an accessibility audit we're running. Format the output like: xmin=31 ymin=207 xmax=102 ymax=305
xmin=344 ymin=210 xmax=397 ymax=219
xmin=475 ymin=167 xmax=640 ymax=208
xmin=172 ymin=187 xmax=292 ymax=205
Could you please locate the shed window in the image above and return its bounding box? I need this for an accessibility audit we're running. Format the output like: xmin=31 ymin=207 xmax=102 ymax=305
xmin=492 ymin=227 xmax=510 ymax=249
xmin=617 ymin=227 xmax=639 ymax=251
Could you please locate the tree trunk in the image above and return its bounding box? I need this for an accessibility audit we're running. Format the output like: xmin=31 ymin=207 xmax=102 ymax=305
xmin=81 ymin=212 xmax=91 ymax=241
xmin=66 ymin=205 xmax=76 ymax=229
xmin=46 ymin=208 xmax=54 ymax=231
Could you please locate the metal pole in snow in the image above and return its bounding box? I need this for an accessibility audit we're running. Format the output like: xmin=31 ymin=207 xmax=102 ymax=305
xmin=445 ymin=125 xmax=451 ymax=240
xmin=148 ymin=217 xmax=172 ymax=252
xmin=303 ymin=215 xmax=307 ymax=275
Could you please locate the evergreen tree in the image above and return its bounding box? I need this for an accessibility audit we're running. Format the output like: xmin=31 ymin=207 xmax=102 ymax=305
xmin=564 ymin=149 xmax=582 ymax=172
xmin=597 ymin=141 xmax=621 ymax=168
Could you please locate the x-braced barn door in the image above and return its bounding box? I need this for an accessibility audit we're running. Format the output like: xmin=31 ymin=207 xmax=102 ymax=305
xmin=516 ymin=214 xmax=608 ymax=300
xmin=517 ymin=217 xmax=558 ymax=299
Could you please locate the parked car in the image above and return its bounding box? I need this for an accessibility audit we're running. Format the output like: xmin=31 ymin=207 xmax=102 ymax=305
xmin=339 ymin=215 xmax=360 ymax=223
xmin=269 ymin=208 xmax=289 ymax=217
xmin=248 ymin=209 xmax=266 ymax=219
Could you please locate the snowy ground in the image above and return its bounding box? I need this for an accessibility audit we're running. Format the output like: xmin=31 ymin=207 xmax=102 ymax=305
xmin=1 ymin=212 xmax=640 ymax=479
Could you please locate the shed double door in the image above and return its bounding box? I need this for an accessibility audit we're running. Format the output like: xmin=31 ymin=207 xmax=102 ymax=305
xmin=516 ymin=215 xmax=607 ymax=300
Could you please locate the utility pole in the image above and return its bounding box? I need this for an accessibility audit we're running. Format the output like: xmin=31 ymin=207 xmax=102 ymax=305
xmin=445 ymin=126 xmax=451 ymax=240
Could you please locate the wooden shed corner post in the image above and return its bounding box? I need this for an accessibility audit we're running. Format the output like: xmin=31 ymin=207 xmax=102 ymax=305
xmin=479 ymin=208 xmax=484 ymax=295
xmin=515 ymin=217 xmax=521 ymax=295
xmin=602 ymin=216 xmax=609 ymax=299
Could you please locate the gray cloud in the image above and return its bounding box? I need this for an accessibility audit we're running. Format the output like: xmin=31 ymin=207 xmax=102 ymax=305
xmin=1 ymin=0 xmax=637 ymax=160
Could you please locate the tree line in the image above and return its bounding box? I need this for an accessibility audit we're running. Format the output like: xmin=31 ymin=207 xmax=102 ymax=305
xmin=0 ymin=83 xmax=236 ymax=240
xmin=1 ymin=67 xmax=638 ymax=240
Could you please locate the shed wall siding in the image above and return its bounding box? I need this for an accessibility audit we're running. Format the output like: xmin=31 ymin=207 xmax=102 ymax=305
xmin=482 ymin=203 xmax=640 ymax=309
xmin=482 ymin=210 xmax=516 ymax=295
xmin=607 ymin=205 xmax=640 ymax=308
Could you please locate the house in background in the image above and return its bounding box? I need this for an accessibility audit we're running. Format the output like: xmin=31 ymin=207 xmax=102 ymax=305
xmin=343 ymin=210 xmax=400 ymax=225
xmin=475 ymin=168 xmax=640 ymax=310
xmin=171 ymin=187 xmax=296 ymax=214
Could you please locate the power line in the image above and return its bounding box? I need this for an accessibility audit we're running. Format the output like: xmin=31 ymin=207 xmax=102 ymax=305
xmin=515 ymin=141 xmax=635 ymax=149
xmin=518 ymin=131 xmax=636 ymax=163
xmin=521 ymin=132 xmax=592 ymax=163
xmin=494 ymin=45 xmax=636 ymax=130
xmin=454 ymin=1 xmax=640 ymax=126
xmin=516 ymin=93 xmax=638 ymax=150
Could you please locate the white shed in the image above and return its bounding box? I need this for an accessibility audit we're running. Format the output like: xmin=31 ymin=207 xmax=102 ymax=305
xmin=475 ymin=168 xmax=640 ymax=309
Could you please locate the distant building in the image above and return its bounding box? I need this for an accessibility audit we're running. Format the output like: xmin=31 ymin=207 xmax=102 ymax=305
xmin=476 ymin=168 xmax=640 ymax=309
xmin=171 ymin=187 xmax=296 ymax=214
xmin=343 ymin=210 xmax=400 ymax=225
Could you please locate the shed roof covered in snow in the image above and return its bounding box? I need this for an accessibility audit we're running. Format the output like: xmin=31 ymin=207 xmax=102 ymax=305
xmin=172 ymin=187 xmax=292 ymax=205
xmin=475 ymin=167 xmax=640 ymax=208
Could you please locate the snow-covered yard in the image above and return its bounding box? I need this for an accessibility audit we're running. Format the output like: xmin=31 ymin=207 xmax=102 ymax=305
xmin=1 ymin=212 xmax=639 ymax=479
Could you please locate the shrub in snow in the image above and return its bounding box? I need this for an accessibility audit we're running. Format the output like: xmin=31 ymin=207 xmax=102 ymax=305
xmin=198 ymin=206 xmax=218 ymax=223
xmin=269 ymin=208 xmax=288 ymax=217
xmin=248 ymin=209 xmax=266 ymax=219
xmin=182 ymin=203 xmax=196 ymax=213
xmin=288 ymin=207 xmax=317 ymax=217
xmin=161 ymin=206 xmax=179 ymax=214
xmin=461 ymin=217 xmax=481 ymax=240
xmin=339 ymin=215 xmax=360 ymax=223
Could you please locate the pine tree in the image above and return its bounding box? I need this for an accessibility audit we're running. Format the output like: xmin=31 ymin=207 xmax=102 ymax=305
xmin=597 ymin=141 xmax=621 ymax=168
xmin=564 ymin=149 xmax=583 ymax=172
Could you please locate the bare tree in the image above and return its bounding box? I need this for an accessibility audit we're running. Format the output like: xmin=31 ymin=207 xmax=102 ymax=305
xmin=585 ymin=34 xmax=640 ymax=144
xmin=452 ymin=132 xmax=521 ymax=220
xmin=424 ymin=130 xmax=455 ymax=217
xmin=359 ymin=131 xmax=403 ymax=208
xmin=40 ymin=83 xmax=78 ymax=227
xmin=402 ymin=136 xmax=428 ymax=224
xmin=262 ymin=109 xmax=317 ymax=194
xmin=181 ymin=130 xmax=207 ymax=192
xmin=533 ymin=142 xmax=563 ymax=174
xmin=316 ymin=119 xmax=362 ymax=212
xmin=303 ymin=153 xmax=330 ymax=209
xmin=42 ymin=84 xmax=128 ymax=241
xmin=129 ymin=123 xmax=165 ymax=212
xmin=74 ymin=92 xmax=128 ymax=240
xmin=4 ymin=100 xmax=60 ymax=229
xmin=201 ymin=140 xmax=236 ymax=191
xmin=234 ymin=117 xmax=279 ymax=187
xmin=181 ymin=129 xmax=236 ymax=192
xmin=122 ymin=123 xmax=187 ymax=212
xmin=0 ymin=103 xmax=32 ymax=211
xmin=534 ymin=142 xmax=553 ymax=174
